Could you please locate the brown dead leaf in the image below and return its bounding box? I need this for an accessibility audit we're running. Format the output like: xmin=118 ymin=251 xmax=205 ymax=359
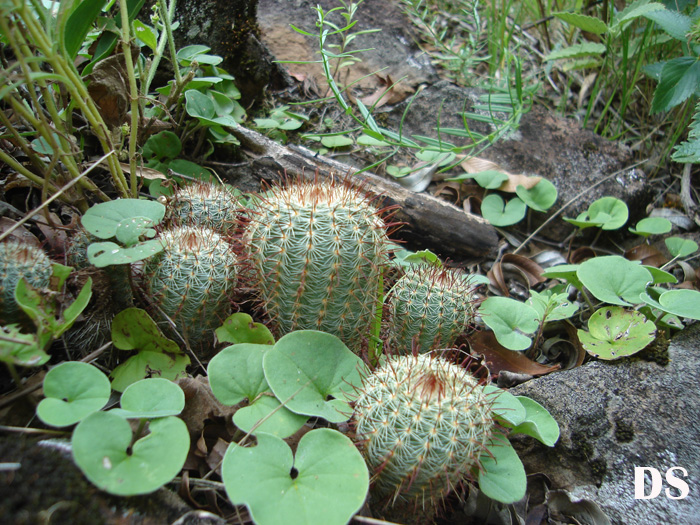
xmin=86 ymin=49 xmax=138 ymax=129
xmin=175 ymin=376 xmax=238 ymax=438
xmin=205 ymin=437 xmax=229 ymax=476
xmin=359 ymin=74 xmax=414 ymax=109
xmin=502 ymin=254 xmax=547 ymax=286
xmin=460 ymin=156 xmax=541 ymax=192
xmin=569 ymin=246 xmax=596 ymax=264
xmin=625 ymin=244 xmax=667 ymax=268
xmin=35 ymin=212 xmax=69 ymax=254
xmin=467 ymin=331 xmax=559 ymax=379
xmin=0 ymin=218 xmax=42 ymax=248
xmin=117 ymin=161 xmax=166 ymax=180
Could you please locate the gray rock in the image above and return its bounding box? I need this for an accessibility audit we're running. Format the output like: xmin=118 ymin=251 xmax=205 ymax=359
xmin=510 ymin=324 xmax=700 ymax=524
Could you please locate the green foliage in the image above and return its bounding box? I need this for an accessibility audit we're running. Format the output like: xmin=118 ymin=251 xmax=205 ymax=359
xmin=629 ymin=217 xmax=673 ymax=237
xmin=578 ymin=306 xmax=657 ymax=359
xmin=564 ymin=196 xmax=629 ymax=231
xmin=141 ymin=226 xmax=238 ymax=349
xmin=478 ymin=297 xmax=540 ymax=350
xmin=245 ymin=179 xmax=390 ymax=351
xmin=109 ymin=378 xmax=186 ymax=419
xmin=387 ymin=265 xmax=477 ymax=352
xmin=0 ymin=324 xmax=50 ymax=368
xmin=110 ymin=308 xmax=189 ymax=392
xmin=215 ymin=312 xmax=275 ymax=346
xmin=222 ymin=429 xmax=369 ymax=525
xmin=481 ymin=194 xmax=527 ymax=226
xmin=526 ymin=288 xmax=578 ymax=324
xmin=665 ymin=236 xmax=699 ymax=258
xmin=37 ymin=362 xmax=111 ymax=427
xmin=72 ymin=409 xmax=189 ymax=496
xmin=577 ymin=256 xmax=652 ymax=306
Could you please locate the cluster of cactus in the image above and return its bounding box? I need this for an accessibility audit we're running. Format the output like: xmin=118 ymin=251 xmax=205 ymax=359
xmin=165 ymin=182 xmax=241 ymax=235
xmin=387 ymin=265 xmax=477 ymax=353
xmin=244 ymin=178 xmax=391 ymax=352
xmin=0 ymin=241 xmax=52 ymax=326
xmin=140 ymin=225 xmax=238 ymax=350
xmin=352 ymin=353 xmax=494 ymax=506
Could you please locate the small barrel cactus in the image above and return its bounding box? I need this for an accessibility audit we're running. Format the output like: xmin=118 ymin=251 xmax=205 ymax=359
xmin=387 ymin=265 xmax=477 ymax=353
xmin=141 ymin=226 xmax=238 ymax=350
xmin=244 ymin=178 xmax=392 ymax=351
xmin=0 ymin=241 xmax=52 ymax=325
xmin=352 ymin=353 xmax=494 ymax=506
xmin=165 ymin=181 xmax=240 ymax=235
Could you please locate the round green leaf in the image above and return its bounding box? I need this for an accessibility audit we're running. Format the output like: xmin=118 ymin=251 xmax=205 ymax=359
xmin=541 ymin=264 xmax=583 ymax=290
xmin=72 ymin=412 xmax=189 ymax=496
xmin=110 ymin=378 xmax=185 ymax=419
xmin=515 ymin=179 xmax=557 ymax=212
xmin=263 ymin=331 xmax=366 ymax=423
xmin=478 ymin=433 xmax=526 ymax=504
xmin=37 ymin=362 xmax=110 ymax=427
xmin=563 ymin=211 xmax=604 ymax=230
xmin=511 ymin=397 xmax=560 ymax=446
xmin=471 ymin=170 xmax=510 ymax=189
xmin=87 ymin=239 xmax=164 ymax=267
xmin=321 ymin=135 xmax=354 ymax=148
xmin=114 ymin=216 xmax=158 ymax=244
xmin=222 ymin=429 xmax=369 ymax=525
xmin=478 ymin=297 xmax=539 ymax=351
xmin=587 ymin=197 xmax=628 ymax=230
xmin=578 ymin=306 xmax=656 ymax=360
xmin=208 ymin=344 xmax=271 ymax=406
xmin=577 ymin=256 xmax=652 ymax=306
xmin=185 ymin=89 xmax=216 ymax=119
xmin=233 ymin=396 xmax=309 ymax=438
xmin=215 ymin=313 xmax=275 ymax=345
xmin=81 ymin=199 xmax=165 ymax=240
xmin=629 ymin=217 xmax=672 ymax=237
xmin=665 ymin=237 xmax=699 ymax=258
xmin=484 ymin=385 xmax=526 ymax=426
xmin=641 ymin=289 xmax=700 ymax=320
xmin=481 ymin=194 xmax=527 ymax=227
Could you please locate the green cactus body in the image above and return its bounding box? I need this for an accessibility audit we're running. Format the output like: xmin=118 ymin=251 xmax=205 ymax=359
xmin=388 ymin=266 xmax=476 ymax=353
xmin=142 ymin=226 xmax=237 ymax=348
xmin=167 ymin=182 xmax=240 ymax=235
xmin=0 ymin=241 xmax=52 ymax=325
xmin=353 ymin=354 xmax=494 ymax=505
xmin=245 ymin=180 xmax=390 ymax=351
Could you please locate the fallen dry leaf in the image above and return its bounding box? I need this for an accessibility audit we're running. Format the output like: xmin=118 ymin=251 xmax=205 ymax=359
xmin=625 ymin=244 xmax=667 ymax=268
xmin=176 ymin=375 xmax=238 ymax=438
xmin=359 ymin=74 xmax=414 ymax=109
xmin=460 ymin=156 xmax=541 ymax=192
xmin=467 ymin=331 xmax=559 ymax=379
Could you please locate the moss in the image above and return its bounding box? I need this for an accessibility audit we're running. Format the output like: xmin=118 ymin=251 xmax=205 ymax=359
xmin=638 ymin=330 xmax=670 ymax=366
xmin=589 ymin=457 xmax=607 ymax=486
xmin=614 ymin=418 xmax=635 ymax=443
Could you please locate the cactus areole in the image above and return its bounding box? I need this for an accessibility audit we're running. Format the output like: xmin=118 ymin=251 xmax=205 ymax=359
xmin=245 ymin=178 xmax=392 ymax=351
xmin=353 ymin=354 xmax=495 ymax=505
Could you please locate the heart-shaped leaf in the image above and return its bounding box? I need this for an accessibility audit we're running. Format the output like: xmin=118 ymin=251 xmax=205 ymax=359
xmin=222 ymin=429 xmax=369 ymax=525
xmin=629 ymin=217 xmax=672 ymax=237
xmin=478 ymin=433 xmax=526 ymax=504
xmin=484 ymin=385 xmax=526 ymax=426
xmin=87 ymin=240 xmax=163 ymax=267
xmin=665 ymin=236 xmax=699 ymax=258
xmin=515 ymin=179 xmax=557 ymax=212
xmin=578 ymin=306 xmax=656 ymax=360
xmin=478 ymin=297 xmax=539 ymax=351
xmin=208 ymin=344 xmax=307 ymax=438
xmin=263 ymin=331 xmax=366 ymax=423
xmin=577 ymin=256 xmax=652 ymax=306
xmin=640 ymin=289 xmax=700 ymax=320
xmin=110 ymin=351 xmax=190 ymax=393
xmin=81 ymin=199 xmax=165 ymax=240
xmin=511 ymin=396 xmax=560 ymax=446
xmin=110 ymin=378 xmax=185 ymax=419
xmin=587 ymin=196 xmax=628 ymax=230
xmin=37 ymin=362 xmax=110 ymax=427
xmin=215 ymin=313 xmax=275 ymax=346
xmin=72 ymin=411 xmax=189 ymax=496
xmin=481 ymin=194 xmax=527 ymax=227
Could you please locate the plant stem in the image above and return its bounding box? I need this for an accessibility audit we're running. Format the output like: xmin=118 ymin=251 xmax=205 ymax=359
xmin=120 ymin=0 xmax=140 ymax=197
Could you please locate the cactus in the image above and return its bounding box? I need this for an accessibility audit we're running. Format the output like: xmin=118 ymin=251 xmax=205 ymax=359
xmin=352 ymin=354 xmax=494 ymax=506
xmin=141 ymin=225 xmax=238 ymax=349
xmin=387 ymin=265 xmax=476 ymax=353
xmin=0 ymin=241 xmax=52 ymax=325
xmin=165 ymin=181 xmax=240 ymax=235
xmin=244 ymin=178 xmax=391 ymax=351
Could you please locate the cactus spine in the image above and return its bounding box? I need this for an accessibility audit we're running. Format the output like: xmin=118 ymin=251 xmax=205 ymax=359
xmin=244 ymin=179 xmax=391 ymax=351
xmin=166 ymin=182 xmax=240 ymax=235
xmin=353 ymin=354 xmax=494 ymax=505
xmin=0 ymin=241 xmax=52 ymax=325
xmin=387 ymin=265 xmax=476 ymax=353
xmin=141 ymin=226 xmax=238 ymax=349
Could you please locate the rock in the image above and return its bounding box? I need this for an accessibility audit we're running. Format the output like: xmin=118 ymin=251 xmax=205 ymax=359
xmin=172 ymin=0 xmax=291 ymax=106
xmin=510 ymin=323 xmax=700 ymax=524
xmin=384 ymin=81 xmax=650 ymax=241
xmin=257 ymin=0 xmax=438 ymax=93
